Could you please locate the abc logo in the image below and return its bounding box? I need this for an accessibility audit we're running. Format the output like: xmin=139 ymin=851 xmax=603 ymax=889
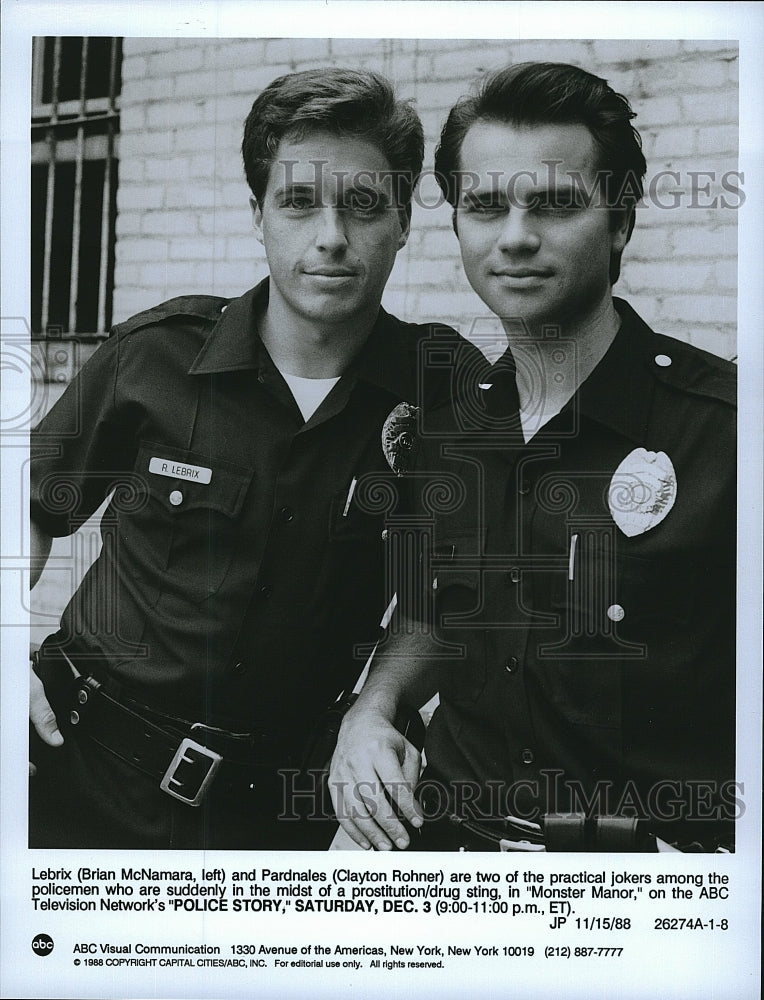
xmin=32 ymin=933 xmax=54 ymax=956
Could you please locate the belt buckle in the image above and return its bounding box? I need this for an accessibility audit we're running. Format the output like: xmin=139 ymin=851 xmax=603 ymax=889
xmin=499 ymin=838 xmax=546 ymax=852
xmin=159 ymin=737 xmax=222 ymax=807
xmin=499 ymin=814 xmax=545 ymax=852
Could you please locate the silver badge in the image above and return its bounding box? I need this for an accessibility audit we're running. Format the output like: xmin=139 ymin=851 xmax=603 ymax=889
xmin=382 ymin=402 xmax=419 ymax=475
xmin=608 ymin=448 xmax=677 ymax=537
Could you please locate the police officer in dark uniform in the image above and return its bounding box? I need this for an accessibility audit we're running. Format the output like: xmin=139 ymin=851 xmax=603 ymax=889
xmin=29 ymin=68 xmax=482 ymax=850
xmin=330 ymin=63 xmax=737 ymax=853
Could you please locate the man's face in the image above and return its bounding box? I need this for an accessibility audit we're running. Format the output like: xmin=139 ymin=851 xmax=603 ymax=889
xmin=253 ymin=130 xmax=409 ymax=331
xmin=453 ymin=120 xmax=630 ymax=333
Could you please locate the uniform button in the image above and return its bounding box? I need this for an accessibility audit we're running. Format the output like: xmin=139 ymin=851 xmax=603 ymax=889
xmin=505 ymin=656 xmax=519 ymax=674
xmin=76 ymin=688 xmax=89 ymax=704
xmin=169 ymin=490 xmax=183 ymax=506
xmin=381 ymin=528 xmax=389 ymax=542
xmin=520 ymin=748 xmax=534 ymax=765
xmin=220 ymin=304 xmax=228 ymax=313
xmin=70 ymin=710 xmax=80 ymax=725
xmin=259 ymin=584 xmax=272 ymax=598
xmin=509 ymin=567 xmax=521 ymax=584
xmin=233 ymin=661 xmax=246 ymax=674
xmin=607 ymin=604 xmax=625 ymax=622
xmin=280 ymin=506 xmax=294 ymax=522
xmin=654 ymin=354 xmax=672 ymax=367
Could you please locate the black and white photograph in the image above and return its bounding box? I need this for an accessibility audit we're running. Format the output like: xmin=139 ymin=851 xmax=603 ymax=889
xmin=2 ymin=2 xmax=762 ymax=999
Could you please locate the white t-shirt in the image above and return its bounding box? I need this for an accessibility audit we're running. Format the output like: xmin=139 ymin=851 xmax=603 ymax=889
xmin=279 ymin=370 xmax=342 ymax=422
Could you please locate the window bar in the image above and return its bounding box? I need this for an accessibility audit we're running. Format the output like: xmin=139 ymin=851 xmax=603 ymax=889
xmin=96 ymin=37 xmax=120 ymax=333
xmin=68 ymin=38 xmax=89 ymax=334
xmin=97 ymin=126 xmax=115 ymax=333
xmin=31 ymin=39 xmax=45 ymax=115
xmin=108 ymin=37 xmax=120 ymax=113
xmin=40 ymin=37 xmax=62 ymax=335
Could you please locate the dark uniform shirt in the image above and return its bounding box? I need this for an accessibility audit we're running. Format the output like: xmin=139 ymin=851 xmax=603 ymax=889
xmin=30 ymin=279 xmax=480 ymax=847
xmin=414 ymin=299 xmax=737 ymax=846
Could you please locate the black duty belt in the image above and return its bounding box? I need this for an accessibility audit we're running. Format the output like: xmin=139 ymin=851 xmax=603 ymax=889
xmin=418 ymin=812 xmax=731 ymax=854
xmin=35 ymin=648 xmax=284 ymax=808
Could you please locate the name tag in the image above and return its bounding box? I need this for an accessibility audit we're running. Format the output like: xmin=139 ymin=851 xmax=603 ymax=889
xmin=149 ymin=456 xmax=212 ymax=484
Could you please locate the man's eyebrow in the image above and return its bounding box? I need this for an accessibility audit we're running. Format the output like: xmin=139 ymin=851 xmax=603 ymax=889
xmin=467 ymin=174 xmax=588 ymax=190
xmin=337 ymin=178 xmax=396 ymax=210
xmin=523 ymin=182 xmax=581 ymax=197
xmin=271 ymin=181 xmax=319 ymax=198
xmin=529 ymin=182 xmax=594 ymax=202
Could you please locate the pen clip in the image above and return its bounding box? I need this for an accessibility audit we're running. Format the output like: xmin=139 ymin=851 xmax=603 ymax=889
xmin=568 ymin=533 xmax=579 ymax=581
xmin=342 ymin=476 xmax=358 ymax=517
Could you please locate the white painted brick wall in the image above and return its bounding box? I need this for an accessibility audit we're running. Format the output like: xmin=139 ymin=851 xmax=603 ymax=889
xmin=114 ymin=38 xmax=739 ymax=360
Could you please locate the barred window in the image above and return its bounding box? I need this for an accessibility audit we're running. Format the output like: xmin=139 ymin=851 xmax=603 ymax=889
xmin=31 ymin=37 xmax=122 ymax=340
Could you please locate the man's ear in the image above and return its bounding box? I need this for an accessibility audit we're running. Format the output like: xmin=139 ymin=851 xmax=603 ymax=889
xmin=397 ymin=212 xmax=411 ymax=250
xmin=250 ymin=196 xmax=264 ymax=245
xmin=611 ymin=206 xmax=633 ymax=254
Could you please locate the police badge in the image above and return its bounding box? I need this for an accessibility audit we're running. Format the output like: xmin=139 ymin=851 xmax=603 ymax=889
xmin=381 ymin=401 xmax=419 ymax=475
xmin=608 ymin=447 xmax=677 ymax=537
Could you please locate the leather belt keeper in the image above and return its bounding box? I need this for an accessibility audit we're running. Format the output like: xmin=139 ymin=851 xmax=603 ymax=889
xmin=543 ymin=814 xmax=651 ymax=851
xmin=64 ymin=673 xmax=280 ymax=807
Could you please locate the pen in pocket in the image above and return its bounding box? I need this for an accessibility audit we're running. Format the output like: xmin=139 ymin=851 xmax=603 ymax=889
xmin=342 ymin=476 xmax=358 ymax=517
xmin=568 ymin=533 xmax=579 ymax=581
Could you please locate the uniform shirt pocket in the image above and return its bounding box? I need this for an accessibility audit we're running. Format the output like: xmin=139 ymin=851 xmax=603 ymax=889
xmin=540 ymin=547 xmax=699 ymax=729
xmin=320 ymin=492 xmax=390 ymax=635
xmin=124 ymin=441 xmax=253 ymax=603
xmin=612 ymin=550 xmax=697 ymax=635
xmin=432 ymin=535 xmax=488 ymax=702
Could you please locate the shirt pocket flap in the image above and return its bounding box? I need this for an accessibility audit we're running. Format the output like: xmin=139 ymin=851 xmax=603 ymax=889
xmin=431 ymin=535 xmax=484 ymax=627
xmin=329 ymin=498 xmax=393 ymax=546
xmin=613 ymin=550 xmax=699 ymax=631
xmin=431 ymin=535 xmax=482 ymax=589
xmin=139 ymin=441 xmax=252 ymax=518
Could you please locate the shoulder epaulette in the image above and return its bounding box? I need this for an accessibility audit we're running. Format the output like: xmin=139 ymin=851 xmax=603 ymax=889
xmin=649 ymin=334 xmax=737 ymax=409
xmin=615 ymin=298 xmax=737 ymax=410
xmin=110 ymin=295 xmax=230 ymax=338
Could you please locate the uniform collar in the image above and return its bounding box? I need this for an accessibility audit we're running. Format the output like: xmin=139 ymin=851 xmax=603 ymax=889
xmin=347 ymin=307 xmax=419 ymax=401
xmin=566 ymin=297 xmax=658 ymax=445
xmin=188 ymin=280 xmax=268 ymax=375
xmin=188 ymin=277 xmax=416 ymax=400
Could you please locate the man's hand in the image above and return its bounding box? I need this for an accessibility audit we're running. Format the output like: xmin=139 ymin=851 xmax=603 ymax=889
xmin=329 ymin=705 xmax=424 ymax=851
xmin=30 ymin=519 xmax=62 ymax=773
xmin=29 ymin=665 xmax=63 ymax=775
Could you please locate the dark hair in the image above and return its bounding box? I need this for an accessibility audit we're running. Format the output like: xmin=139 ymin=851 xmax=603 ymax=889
xmin=242 ymin=68 xmax=424 ymax=215
xmin=434 ymin=62 xmax=647 ymax=282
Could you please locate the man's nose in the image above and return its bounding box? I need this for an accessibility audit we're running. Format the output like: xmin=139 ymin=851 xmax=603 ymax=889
xmin=497 ymin=207 xmax=541 ymax=253
xmin=315 ymin=207 xmax=349 ymax=252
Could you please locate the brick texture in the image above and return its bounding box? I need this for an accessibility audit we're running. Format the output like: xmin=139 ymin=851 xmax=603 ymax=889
xmin=114 ymin=38 xmax=739 ymax=360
